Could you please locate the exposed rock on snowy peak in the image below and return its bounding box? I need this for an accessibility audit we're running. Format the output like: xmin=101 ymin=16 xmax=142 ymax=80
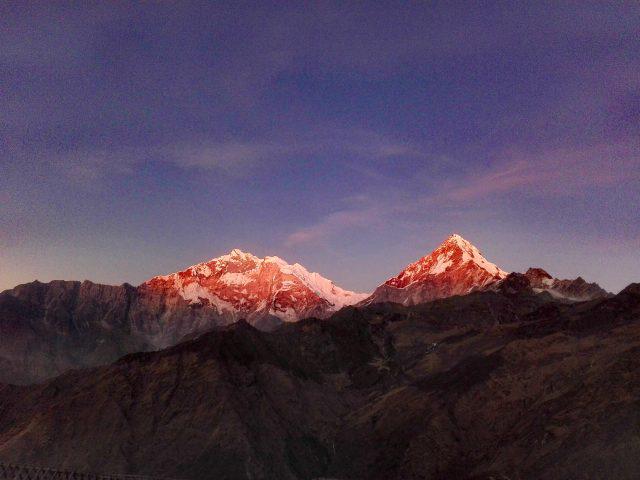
xmin=361 ymin=234 xmax=508 ymax=306
xmin=523 ymin=267 xmax=611 ymax=301
xmin=492 ymin=267 xmax=610 ymax=302
xmin=141 ymin=249 xmax=369 ymax=325
xmin=495 ymin=272 xmax=533 ymax=295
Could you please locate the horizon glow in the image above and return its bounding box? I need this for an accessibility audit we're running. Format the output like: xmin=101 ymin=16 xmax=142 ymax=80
xmin=1 ymin=3 xmax=639 ymax=293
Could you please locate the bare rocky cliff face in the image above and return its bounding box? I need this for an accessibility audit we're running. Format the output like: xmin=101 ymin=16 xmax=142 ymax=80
xmin=0 ymin=280 xmax=144 ymax=384
xmin=524 ymin=267 xmax=612 ymax=301
xmin=0 ymin=279 xmax=228 ymax=384
xmin=0 ymin=284 xmax=639 ymax=479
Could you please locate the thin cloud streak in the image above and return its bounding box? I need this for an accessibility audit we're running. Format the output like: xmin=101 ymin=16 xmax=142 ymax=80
xmin=285 ymin=208 xmax=383 ymax=247
xmin=445 ymin=142 xmax=639 ymax=202
xmin=286 ymin=140 xmax=640 ymax=246
xmin=26 ymin=130 xmax=424 ymax=184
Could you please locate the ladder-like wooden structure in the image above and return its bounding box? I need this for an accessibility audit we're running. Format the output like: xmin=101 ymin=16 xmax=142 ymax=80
xmin=0 ymin=464 xmax=179 ymax=480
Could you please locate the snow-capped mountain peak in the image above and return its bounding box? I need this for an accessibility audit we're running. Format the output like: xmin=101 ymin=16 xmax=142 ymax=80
xmin=142 ymin=249 xmax=368 ymax=325
xmin=362 ymin=234 xmax=508 ymax=306
xmin=385 ymin=234 xmax=507 ymax=290
xmin=443 ymin=233 xmax=506 ymax=277
xmin=444 ymin=233 xmax=469 ymax=247
xmin=218 ymin=248 xmax=258 ymax=262
xmin=268 ymin=258 xmax=369 ymax=310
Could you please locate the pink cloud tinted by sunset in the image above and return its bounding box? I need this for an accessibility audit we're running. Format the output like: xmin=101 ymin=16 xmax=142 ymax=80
xmin=445 ymin=142 xmax=638 ymax=202
xmin=285 ymin=208 xmax=382 ymax=247
xmin=285 ymin=141 xmax=639 ymax=247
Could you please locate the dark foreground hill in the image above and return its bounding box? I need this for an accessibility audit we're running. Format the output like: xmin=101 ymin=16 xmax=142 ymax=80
xmin=0 ymin=284 xmax=638 ymax=480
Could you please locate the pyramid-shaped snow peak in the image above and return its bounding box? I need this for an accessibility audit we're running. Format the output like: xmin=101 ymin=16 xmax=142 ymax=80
xmin=362 ymin=234 xmax=508 ymax=306
xmin=141 ymin=249 xmax=369 ymax=325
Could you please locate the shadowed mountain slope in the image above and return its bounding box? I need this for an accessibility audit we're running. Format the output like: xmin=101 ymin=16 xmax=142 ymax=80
xmin=0 ymin=284 xmax=638 ymax=479
xmin=0 ymin=249 xmax=369 ymax=385
xmin=0 ymin=279 xmax=226 ymax=384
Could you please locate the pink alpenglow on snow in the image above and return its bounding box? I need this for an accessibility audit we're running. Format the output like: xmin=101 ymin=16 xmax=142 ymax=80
xmin=142 ymin=249 xmax=369 ymax=324
xmin=362 ymin=234 xmax=508 ymax=306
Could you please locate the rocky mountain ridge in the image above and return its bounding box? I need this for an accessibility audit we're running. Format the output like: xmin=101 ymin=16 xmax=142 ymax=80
xmin=0 ymin=236 xmax=611 ymax=385
xmin=523 ymin=267 xmax=611 ymax=301
xmin=362 ymin=234 xmax=610 ymax=307
xmin=0 ymin=283 xmax=638 ymax=479
xmin=142 ymin=249 xmax=368 ymax=326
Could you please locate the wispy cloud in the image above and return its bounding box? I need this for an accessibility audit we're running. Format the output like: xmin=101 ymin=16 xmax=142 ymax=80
xmin=40 ymin=142 xmax=275 ymax=184
xmin=445 ymin=141 xmax=639 ymax=202
xmin=285 ymin=207 xmax=382 ymax=247
xmin=285 ymin=140 xmax=640 ymax=246
xmin=160 ymin=141 xmax=291 ymax=176
xmin=49 ymin=149 xmax=140 ymax=184
xmin=37 ymin=129 xmax=424 ymax=185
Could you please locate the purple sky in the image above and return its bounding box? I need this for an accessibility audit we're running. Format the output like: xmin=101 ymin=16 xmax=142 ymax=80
xmin=1 ymin=2 xmax=639 ymax=293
